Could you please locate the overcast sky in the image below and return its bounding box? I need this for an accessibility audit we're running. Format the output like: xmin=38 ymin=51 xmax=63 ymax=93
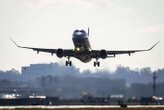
xmin=0 ymin=0 xmax=163 ymax=71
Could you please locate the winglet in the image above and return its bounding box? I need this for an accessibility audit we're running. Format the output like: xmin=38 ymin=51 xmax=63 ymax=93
xmin=148 ymin=41 xmax=160 ymax=51
xmin=10 ymin=38 xmax=21 ymax=48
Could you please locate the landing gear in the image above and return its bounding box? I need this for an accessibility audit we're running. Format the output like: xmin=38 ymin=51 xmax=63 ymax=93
xmin=66 ymin=61 xmax=72 ymax=66
xmin=65 ymin=57 xmax=72 ymax=66
xmin=94 ymin=58 xmax=100 ymax=67
xmin=94 ymin=61 xmax=100 ymax=67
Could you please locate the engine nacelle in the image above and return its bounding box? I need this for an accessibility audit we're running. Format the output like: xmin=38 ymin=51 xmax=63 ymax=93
xmin=100 ymin=49 xmax=107 ymax=59
xmin=56 ymin=48 xmax=64 ymax=58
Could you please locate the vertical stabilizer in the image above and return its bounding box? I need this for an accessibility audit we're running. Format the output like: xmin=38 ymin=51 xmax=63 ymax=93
xmin=88 ymin=27 xmax=90 ymax=37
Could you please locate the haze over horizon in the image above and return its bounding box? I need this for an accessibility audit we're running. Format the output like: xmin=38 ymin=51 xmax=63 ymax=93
xmin=0 ymin=0 xmax=164 ymax=71
xmin=0 ymin=62 xmax=164 ymax=98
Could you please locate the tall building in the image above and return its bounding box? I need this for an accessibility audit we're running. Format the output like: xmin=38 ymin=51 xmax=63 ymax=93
xmin=21 ymin=63 xmax=59 ymax=80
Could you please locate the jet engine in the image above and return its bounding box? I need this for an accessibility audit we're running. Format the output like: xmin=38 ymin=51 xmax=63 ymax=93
xmin=56 ymin=48 xmax=64 ymax=58
xmin=100 ymin=49 xmax=107 ymax=59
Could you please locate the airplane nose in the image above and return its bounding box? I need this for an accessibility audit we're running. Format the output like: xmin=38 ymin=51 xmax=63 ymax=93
xmin=72 ymin=30 xmax=87 ymax=39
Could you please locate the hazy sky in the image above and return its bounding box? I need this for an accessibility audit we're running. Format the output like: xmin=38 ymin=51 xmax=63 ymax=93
xmin=0 ymin=0 xmax=163 ymax=71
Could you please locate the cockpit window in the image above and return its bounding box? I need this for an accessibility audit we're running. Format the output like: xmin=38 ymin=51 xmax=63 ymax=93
xmin=73 ymin=30 xmax=87 ymax=38
xmin=80 ymin=30 xmax=85 ymax=33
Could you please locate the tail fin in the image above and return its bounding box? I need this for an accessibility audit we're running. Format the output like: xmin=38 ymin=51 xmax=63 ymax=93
xmin=88 ymin=27 xmax=90 ymax=37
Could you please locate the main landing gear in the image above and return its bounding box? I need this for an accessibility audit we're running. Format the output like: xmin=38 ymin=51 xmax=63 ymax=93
xmin=94 ymin=58 xmax=100 ymax=67
xmin=65 ymin=57 xmax=72 ymax=66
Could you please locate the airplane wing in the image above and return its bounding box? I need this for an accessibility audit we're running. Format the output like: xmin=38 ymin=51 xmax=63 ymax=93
xmin=91 ymin=41 xmax=159 ymax=58
xmin=107 ymin=41 xmax=159 ymax=56
xmin=11 ymin=39 xmax=73 ymax=56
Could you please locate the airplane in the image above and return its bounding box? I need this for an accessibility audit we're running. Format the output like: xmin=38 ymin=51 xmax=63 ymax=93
xmin=11 ymin=28 xmax=159 ymax=67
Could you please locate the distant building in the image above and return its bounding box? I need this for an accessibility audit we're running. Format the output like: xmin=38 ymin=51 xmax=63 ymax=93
xmin=21 ymin=63 xmax=61 ymax=80
xmin=0 ymin=93 xmax=21 ymax=99
xmin=29 ymin=96 xmax=46 ymax=99
xmin=110 ymin=94 xmax=124 ymax=102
